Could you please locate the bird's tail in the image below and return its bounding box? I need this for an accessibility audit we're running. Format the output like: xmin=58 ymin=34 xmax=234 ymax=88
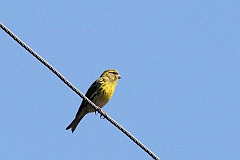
xmin=66 ymin=116 xmax=84 ymax=133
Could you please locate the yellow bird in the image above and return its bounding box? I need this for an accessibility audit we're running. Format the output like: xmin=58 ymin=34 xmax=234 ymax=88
xmin=66 ymin=69 xmax=121 ymax=133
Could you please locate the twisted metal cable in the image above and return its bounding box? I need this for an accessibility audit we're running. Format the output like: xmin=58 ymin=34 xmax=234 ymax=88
xmin=0 ymin=22 xmax=160 ymax=160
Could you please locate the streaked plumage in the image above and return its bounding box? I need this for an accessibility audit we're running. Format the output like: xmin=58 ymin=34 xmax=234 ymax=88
xmin=66 ymin=69 xmax=121 ymax=133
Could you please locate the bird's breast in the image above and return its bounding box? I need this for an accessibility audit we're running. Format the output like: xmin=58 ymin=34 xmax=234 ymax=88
xmin=96 ymin=82 xmax=116 ymax=108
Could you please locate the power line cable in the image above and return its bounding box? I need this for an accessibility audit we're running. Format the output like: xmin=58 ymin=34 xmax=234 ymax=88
xmin=0 ymin=22 xmax=160 ymax=160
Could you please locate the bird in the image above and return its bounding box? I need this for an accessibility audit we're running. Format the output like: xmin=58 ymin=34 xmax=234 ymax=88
xmin=66 ymin=69 xmax=121 ymax=133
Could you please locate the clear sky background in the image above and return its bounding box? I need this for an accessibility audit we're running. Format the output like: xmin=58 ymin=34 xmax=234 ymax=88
xmin=1 ymin=1 xmax=239 ymax=160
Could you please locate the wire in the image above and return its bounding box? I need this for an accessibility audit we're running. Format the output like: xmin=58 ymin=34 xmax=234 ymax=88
xmin=0 ymin=22 xmax=160 ymax=160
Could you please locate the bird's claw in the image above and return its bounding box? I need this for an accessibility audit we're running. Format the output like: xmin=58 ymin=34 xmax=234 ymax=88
xmin=100 ymin=112 xmax=107 ymax=119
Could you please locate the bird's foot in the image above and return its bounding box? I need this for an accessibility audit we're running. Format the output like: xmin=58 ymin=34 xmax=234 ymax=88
xmin=100 ymin=111 xmax=107 ymax=119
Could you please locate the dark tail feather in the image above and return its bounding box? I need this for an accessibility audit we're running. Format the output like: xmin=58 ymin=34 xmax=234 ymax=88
xmin=66 ymin=116 xmax=84 ymax=133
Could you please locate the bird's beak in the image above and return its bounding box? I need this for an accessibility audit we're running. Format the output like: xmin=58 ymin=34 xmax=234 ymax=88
xmin=118 ymin=74 xmax=122 ymax=79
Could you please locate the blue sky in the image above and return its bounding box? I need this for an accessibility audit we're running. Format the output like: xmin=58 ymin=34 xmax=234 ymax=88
xmin=1 ymin=1 xmax=240 ymax=160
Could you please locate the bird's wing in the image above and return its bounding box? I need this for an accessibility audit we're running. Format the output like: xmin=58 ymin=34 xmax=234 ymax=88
xmin=75 ymin=78 xmax=103 ymax=117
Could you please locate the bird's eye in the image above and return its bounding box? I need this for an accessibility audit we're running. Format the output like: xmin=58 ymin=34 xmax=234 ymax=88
xmin=110 ymin=71 xmax=117 ymax=75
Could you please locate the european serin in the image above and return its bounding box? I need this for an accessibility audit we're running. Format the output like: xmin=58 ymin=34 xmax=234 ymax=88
xmin=66 ymin=69 xmax=121 ymax=133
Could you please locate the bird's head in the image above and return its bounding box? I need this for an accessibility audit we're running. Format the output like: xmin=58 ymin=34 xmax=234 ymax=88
xmin=100 ymin=69 xmax=122 ymax=81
